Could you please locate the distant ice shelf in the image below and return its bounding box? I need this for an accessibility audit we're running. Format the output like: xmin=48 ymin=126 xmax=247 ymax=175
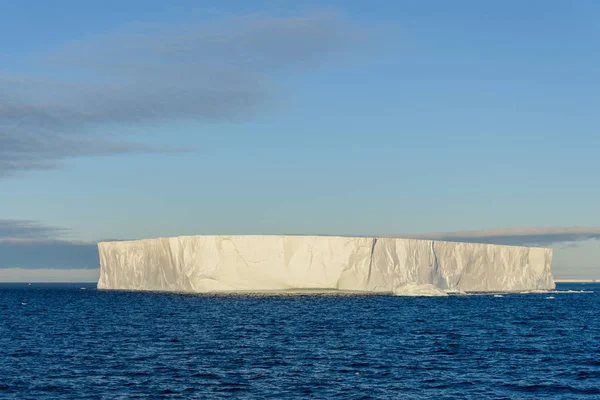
xmin=97 ymin=235 xmax=554 ymax=295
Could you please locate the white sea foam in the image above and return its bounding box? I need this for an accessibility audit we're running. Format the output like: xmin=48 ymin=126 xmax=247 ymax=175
xmin=526 ymin=290 xmax=593 ymax=294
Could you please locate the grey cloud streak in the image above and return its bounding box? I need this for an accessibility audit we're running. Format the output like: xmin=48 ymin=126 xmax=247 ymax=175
xmin=0 ymin=220 xmax=99 ymax=269
xmin=0 ymin=219 xmax=66 ymax=240
xmin=411 ymin=227 xmax=600 ymax=247
xmin=0 ymin=239 xmax=99 ymax=269
xmin=1 ymin=10 xmax=361 ymax=178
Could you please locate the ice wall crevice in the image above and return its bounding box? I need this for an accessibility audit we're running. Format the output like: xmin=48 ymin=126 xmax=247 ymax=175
xmin=97 ymin=235 xmax=555 ymax=294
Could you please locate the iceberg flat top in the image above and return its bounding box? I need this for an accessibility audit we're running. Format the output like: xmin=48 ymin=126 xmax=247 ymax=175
xmin=99 ymin=234 xmax=551 ymax=250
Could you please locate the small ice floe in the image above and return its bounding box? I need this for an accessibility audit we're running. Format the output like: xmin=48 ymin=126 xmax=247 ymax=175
xmin=494 ymin=294 xmax=503 ymax=298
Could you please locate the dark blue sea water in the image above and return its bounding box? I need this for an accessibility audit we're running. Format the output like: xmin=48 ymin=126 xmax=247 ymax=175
xmin=1 ymin=283 xmax=599 ymax=399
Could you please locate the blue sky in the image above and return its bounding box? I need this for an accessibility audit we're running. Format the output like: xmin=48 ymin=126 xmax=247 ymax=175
xmin=1 ymin=0 xmax=599 ymax=280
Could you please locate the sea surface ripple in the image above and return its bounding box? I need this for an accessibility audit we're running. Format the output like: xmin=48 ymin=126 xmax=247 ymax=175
xmin=1 ymin=283 xmax=599 ymax=399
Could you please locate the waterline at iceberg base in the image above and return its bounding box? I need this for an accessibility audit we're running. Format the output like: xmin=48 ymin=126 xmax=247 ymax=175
xmin=97 ymin=235 xmax=555 ymax=295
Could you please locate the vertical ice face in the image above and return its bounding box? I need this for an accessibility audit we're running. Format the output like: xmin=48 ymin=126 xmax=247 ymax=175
xmin=97 ymin=235 xmax=554 ymax=294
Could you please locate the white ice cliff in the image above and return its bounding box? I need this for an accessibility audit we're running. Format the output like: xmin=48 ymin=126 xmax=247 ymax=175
xmin=97 ymin=235 xmax=555 ymax=294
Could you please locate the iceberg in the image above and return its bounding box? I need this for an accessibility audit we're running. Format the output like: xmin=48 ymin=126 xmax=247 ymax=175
xmin=97 ymin=235 xmax=555 ymax=293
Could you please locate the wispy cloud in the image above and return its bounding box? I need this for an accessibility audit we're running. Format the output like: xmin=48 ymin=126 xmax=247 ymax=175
xmin=0 ymin=10 xmax=362 ymax=178
xmin=412 ymin=226 xmax=600 ymax=247
xmin=0 ymin=239 xmax=99 ymax=269
xmin=0 ymin=219 xmax=67 ymax=239
xmin=0 ymin=268 xmax=99 ymax=282
xmin=0 ymin=220 xmax=98 ymax=269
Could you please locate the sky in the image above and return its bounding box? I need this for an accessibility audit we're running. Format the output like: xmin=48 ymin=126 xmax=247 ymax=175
xmin=1 ymin=0 xmax=599 ymax=281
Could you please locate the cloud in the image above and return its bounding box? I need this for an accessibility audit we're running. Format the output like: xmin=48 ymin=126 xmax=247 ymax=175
xmin=559 ymin=243 xmax=580 ymax=249
xmin=0 ymin=239 xmax=99 ymax=269
xmin=0 ymin=268 xmax=99 ymax=282
xmin=0 ymin=10 xmax=361 ymax=178
xmin=0 ymin=220 xmax=98 ymax=269
xmin=412 ymin=226 xmax=600 ymax=247
xmin=0 ymin=219 xmax=67 ymax=239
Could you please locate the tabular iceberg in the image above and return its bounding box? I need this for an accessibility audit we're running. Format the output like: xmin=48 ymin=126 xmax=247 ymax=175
xmin=97 ymin=235 xmax=555 ymax=294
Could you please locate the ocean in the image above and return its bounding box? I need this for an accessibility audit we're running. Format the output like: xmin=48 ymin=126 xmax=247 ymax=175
xmin=1 ymin=283 xmax=599 ymax=399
